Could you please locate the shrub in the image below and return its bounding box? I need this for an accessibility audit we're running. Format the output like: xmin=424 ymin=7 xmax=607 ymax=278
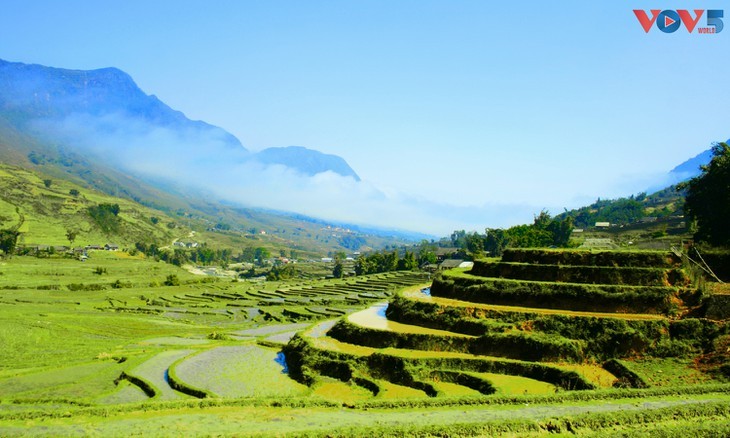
xmin=207 ymin=332 xmax=231 ymax=341
xmin=164 ymin=274 xmax=180 ymax=286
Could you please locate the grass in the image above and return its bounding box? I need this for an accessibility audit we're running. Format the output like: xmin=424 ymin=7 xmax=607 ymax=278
xmin=0 ymin=391 xmax=728 ymax=436
xmin=470 ymin=372 xmax=556 ymax=395
xmin=0 ymin=250 xmax=199 ymax=289
xmin=0 ymin=360 xmax=133 ymax=401
xmin=311 ymin=377 xmax=373 ymax=401
xmin=554 ymin=363 xmax=618 ymax=388
xmin=621 ymin=357 xmax=720 ymax=387
xmin=0 ymin=163 xmax=176 ymax=247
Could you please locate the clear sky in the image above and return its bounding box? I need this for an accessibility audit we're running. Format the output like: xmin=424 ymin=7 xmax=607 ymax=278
xmin=1 ymin=1 xmax=728 ymax=235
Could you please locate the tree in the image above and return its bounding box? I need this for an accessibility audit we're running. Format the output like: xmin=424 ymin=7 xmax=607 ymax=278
xmin=267 ymin=263 xmax=297 ymax=281
xmin=254 ymin=247 xmax=270 ymax=265
xmin=332 ymin=260 xmax=344 ymax=278
xmin=484 ymin=228 xmax=509 ymax=256
xmin=680 ymin=142 xmax=730 ymax=246
xmin=0 ymin=229 xmax=19 ymax=256
xmin=240 ymin=247 xmax=256 ymax=263
xmin=397 ymin=250 xmax=418 ymax=270
xmin=69 ymin=189 xmax=80 ymax=197
xmin=66 ymin=229 xmax=78 ymax=246
xmin=43 ymin=179 xmax=52 ymax=188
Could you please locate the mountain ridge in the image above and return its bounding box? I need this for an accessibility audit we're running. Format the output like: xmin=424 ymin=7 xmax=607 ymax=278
xmin=0 ymin=58 xmax=360 ymax=181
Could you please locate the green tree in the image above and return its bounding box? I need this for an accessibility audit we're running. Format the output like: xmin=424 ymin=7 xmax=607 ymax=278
xmin=680 ymin=142 xmax=730 ymax=246
xmin=267 ymin=263 xmax=297 ymax=281
xmin=332 ymin=260 xmax=344 ymax=278
xmin=397 ymin=249 xmax=418 ymax=270
xmin=43 ymin=179 xmax=52 ymax=188
xmin=0 ymin=230 xmax=19 ymax=256
xmin=484 ymin=228 xmax=509 ymax=256
xmin=464 ymin=232 xmax=486 ymax=258
xmin=240 ymin=247 xmax=256 ymax=263
xmin=69 ymin=189 xmax=80 ymax=197
xmin=254 ymin=247 xmax=270 ymax=266
xmin=66 ymin=229 xmax=78 ymax=246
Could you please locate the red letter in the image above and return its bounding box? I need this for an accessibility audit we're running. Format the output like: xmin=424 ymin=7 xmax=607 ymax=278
xmin=634 ymin=9 xmax=661 ymax=32
xmin=677 ymin=9 xmax=704 ymax=33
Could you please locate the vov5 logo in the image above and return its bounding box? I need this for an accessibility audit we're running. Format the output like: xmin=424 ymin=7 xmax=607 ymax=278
xmin=634 ymin=9 xmax=724 ymax=33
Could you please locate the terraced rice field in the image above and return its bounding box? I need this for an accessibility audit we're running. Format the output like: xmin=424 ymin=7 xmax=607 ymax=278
xmin=401 ymin=286 xmax=666 ymax=321
xmin=346 ymin=302 xmax=474 ymax=337
xmin=171 ymin=345 xmax=308 ymax=398
xmin=472 ymin=372 xmax=557 ymax=395
xmin=284 ymin=249 xmax=729 ymax=401
xmin=125 ymin=349 xmax=196 ymax=400
xmin=1 ymin=251 xmax=727 ymax=436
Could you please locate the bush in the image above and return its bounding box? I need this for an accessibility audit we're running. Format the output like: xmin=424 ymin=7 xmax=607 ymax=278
xmin=164 ymin=274 xmax=180 ymax=286
xmin=67 ymin=283 xmax=107 ymax=291
xmin=111 ymin=279 xmax=132 ymax=289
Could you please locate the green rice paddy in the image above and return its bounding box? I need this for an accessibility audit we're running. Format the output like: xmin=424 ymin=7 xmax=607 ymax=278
xmin=0 ymin=249 xmax=727 ymax=436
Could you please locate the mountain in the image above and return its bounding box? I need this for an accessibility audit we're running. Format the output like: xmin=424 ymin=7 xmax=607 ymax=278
xmin=557 ymin=146 xmax=726 ymax=229
xmin=0 ymin=59 xmax=243 ymax=150
xmin=668 ymin=148 xmax=714 ymax=182
xmin=254 ymin=146 xmax=360 ymax=181
xmin=0 ymin=59 xmax=420 ymax=253
xmin=0 ymin=58 xmax=360 ymax=181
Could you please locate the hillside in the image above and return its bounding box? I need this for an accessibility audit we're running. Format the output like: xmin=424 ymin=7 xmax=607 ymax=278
xmin=0 ymin=59 xmax=415 ymax=255
xmin=0 ymin=58 xmax=359 ymax=181
xmin=0 ymin=162 xmax=412 ymax=260
xmin=0 ymin=163 xmax=177 ymax=247
xmin=557 ymin=187 xmax=685 ymax=228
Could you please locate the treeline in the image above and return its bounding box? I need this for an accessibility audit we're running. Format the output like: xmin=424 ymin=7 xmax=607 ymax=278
xmin=133 ymin=241 xmax=282 ymax=268
xmin=134 ymin=242 xmax=233 ymax=267
xmin=354 ymin=249 xmax=421 ymax=275
xmin=450 ymin=211 xmax=574 ymax=257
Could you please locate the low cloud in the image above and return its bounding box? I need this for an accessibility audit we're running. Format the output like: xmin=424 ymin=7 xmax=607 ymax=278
xmin=32 ymin=112 xmax=552 ymax=236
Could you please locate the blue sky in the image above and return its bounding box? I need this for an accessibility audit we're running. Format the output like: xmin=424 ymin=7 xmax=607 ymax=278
xmin=1 ymin=1 xmax=728 ymax=235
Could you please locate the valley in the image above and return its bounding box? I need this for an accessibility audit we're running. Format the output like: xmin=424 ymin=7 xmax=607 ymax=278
xmin=0 ymin=56 xmax=728 ymax=437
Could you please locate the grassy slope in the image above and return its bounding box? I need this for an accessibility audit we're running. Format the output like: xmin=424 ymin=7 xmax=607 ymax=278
xmin=0 ymin=160 xmax=410 ymax=259
xmin=0 ymin=163 xmax=177 ymax=247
